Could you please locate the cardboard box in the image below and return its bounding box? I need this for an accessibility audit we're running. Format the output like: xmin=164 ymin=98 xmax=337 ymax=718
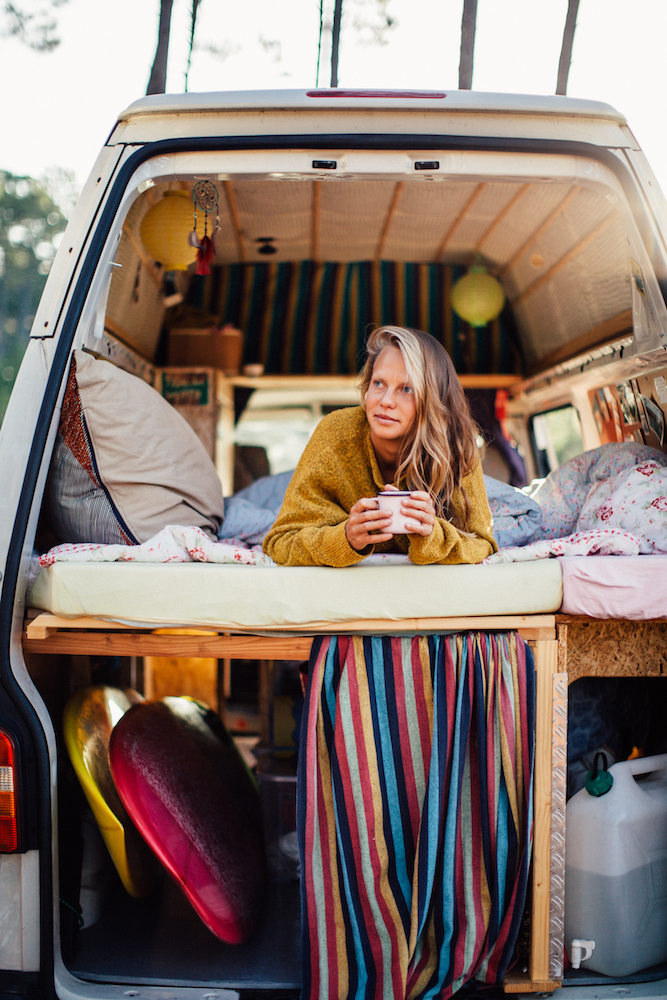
xmin=167 ymin=325 xmax=243 ymax=375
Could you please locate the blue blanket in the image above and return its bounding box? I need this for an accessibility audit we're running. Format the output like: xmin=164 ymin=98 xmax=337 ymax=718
xmin=219 ymin=471 xmax=543 ymax=549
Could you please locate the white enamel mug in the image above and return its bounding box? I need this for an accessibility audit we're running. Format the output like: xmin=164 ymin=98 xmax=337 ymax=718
xmin=376 ymin=490 xmax=413 ymax=534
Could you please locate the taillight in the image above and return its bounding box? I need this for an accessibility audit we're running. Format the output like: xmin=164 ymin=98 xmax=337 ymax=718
xmin=0 ymin=731 xmax=17 ymax=851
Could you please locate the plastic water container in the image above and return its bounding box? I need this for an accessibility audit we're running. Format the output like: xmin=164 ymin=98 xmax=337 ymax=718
xmin=565 ymin=752 xmax=667 ymax=977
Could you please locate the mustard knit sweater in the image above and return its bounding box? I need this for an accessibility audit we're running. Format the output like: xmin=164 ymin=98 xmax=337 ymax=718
xmin=263 ymin=406 xmax=498 ymax=567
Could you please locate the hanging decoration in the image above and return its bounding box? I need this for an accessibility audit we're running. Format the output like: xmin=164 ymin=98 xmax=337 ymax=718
xmin=140 ymin=191 xmax=198 ymax=271
xmin=189 ymin=180 xmax=220 ymax=276
xmin=450 ymin=257 xmax=506 ymax=328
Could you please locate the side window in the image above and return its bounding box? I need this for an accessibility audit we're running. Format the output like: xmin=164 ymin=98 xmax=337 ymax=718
xmin=531 ymin=405 xmax=583 ymax=476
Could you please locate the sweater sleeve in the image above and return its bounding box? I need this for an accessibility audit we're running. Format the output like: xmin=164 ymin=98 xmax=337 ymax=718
xmin=262 ymin=435 xmax=368 ymax=568
xmin=407 ymin=461 xmax=498 ymax=565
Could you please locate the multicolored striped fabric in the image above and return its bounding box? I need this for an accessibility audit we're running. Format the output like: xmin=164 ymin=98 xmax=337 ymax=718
xmin=297 ymin=632 xmax=535 ymax=1000
xmin=187 ymin=262 xmax=523 ymax=376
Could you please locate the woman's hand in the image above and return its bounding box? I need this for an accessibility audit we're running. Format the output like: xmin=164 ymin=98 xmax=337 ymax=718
xmin=345 ymin=497 xmax=394 ymax=551
xmin=383 ymin=485 xmax=436 ymax=537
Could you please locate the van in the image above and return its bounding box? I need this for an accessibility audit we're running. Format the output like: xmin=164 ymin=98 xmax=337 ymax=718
xmin=2 ymin=89 xmax=667 ymax=1000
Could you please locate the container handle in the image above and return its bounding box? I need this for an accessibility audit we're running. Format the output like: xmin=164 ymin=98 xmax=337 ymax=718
xmin=591 ymin=751 xmax=607 ymax=778
xmin=624 ymin=752 xmax=667 ymax=778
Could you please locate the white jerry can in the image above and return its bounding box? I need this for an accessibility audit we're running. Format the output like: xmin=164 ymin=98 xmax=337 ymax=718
xmin=565 ymin=752 xmax=667 ymax=978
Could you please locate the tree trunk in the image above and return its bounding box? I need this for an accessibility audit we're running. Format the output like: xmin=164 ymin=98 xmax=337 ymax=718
xmin=330 ymin=0 xmax=343 ymax=88
xmin=146 ymin=0 xmax=174 ymax=96
xmin=556 ymin=0 xmax=580 ymax=95
xmin=458 ymin=0 xmax=477 ymax=90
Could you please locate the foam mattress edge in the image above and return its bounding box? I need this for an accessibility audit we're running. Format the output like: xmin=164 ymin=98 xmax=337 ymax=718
xmin=29 ymin=560 xmax=564 ymax=628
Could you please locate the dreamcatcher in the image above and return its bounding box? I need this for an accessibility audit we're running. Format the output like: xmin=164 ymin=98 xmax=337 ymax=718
xmin=188 ymin=180 xmax=220 ymax=275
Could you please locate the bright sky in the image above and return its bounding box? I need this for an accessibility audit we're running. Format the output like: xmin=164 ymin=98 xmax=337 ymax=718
xmin=2 ymin=0 xmax=667 ymax=204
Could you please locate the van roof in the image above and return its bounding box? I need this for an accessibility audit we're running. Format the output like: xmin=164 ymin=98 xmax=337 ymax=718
xmin=117 ymin=89 xmax=627 ymax=124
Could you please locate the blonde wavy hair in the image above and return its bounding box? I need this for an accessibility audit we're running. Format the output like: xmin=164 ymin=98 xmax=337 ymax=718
xmin=359 ymin=326 xmax=480 ymax=529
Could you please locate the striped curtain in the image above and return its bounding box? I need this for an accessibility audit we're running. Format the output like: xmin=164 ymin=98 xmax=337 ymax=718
xmin=188 ymin=262 xmax=523 ymax=376
xmin=298 ymin=632 xmax=535 ymax=1000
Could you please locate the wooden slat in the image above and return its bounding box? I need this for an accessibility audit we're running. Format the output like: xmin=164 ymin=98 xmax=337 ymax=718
xmin=27 ymin=610 xmax=556 ymax=635
xmin=24 ymin=612 xmax=556 ymax=653
xmin=27 ymin=613 xmax=131 ymax=638
xmin=503 ymin=970 xmax=560 ymax=994
xmin=511 ymin=213 xmax=616 ymax=308
xmin=432 ymin=183 xmax=486 ymax=262
xmin=266 ymin=614 xmax=556 ymax=636
xmin=311 ymin=180 xmax=321 ymax=262
xmin=529 ymin=308 xmax=633 ymax=374
xmin=474 ymin=183 xmax=530 ymax=257
xmin=23 ymin=631 xmax=314 ymax=660
xmin=500 ymin=186 xmax=580 ymax=279
xmin=222 ymin=180 xmax=246 ymax=262
xmin=530 ymin=637 xmax=558 ymax=984
xmin=227 ymin=373 xmax=359 ymax=389
xmin=215 ymin=372 xmax=235 ymax=495
xmin=225 ymin=373 xmax=522 ymax=391
xmin=121 ymin=226 xmax=163 ymax=287
xmin=375 ymin=181 xmax=404 ymax=262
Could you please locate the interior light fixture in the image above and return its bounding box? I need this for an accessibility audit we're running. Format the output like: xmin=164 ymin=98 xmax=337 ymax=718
xmin=256 ymin=237 xmax=277 ymax=255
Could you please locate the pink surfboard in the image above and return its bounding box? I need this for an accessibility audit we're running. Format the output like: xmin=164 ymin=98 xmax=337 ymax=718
xmin=109 ymin=697 xmax=265 ymax=944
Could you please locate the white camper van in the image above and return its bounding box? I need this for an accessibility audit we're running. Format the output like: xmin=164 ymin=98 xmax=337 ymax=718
xmin=1 ymin=89 xmax=667 ymax=1000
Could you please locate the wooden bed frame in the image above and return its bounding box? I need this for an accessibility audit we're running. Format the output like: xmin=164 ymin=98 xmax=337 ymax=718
xmin=23 ymin=609 xmax=667 ymax=994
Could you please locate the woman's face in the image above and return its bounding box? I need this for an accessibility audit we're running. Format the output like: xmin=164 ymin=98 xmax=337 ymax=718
xmin=366 ymin=346 xmax=417 ymax=445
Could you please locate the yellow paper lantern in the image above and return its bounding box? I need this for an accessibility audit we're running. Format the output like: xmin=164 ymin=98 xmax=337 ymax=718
xmin=139 ymin=191 xmax=197 ymax=271
xmin=450 ymin=264 xmax=505 ymax=328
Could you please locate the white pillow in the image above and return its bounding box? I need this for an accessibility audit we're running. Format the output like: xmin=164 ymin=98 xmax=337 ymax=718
xmin=45 ymin=350 xmax=224 ymax=544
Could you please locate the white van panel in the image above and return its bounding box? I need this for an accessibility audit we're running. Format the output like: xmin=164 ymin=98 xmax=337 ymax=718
xmin=108 ymin=91 xmax=631 ymax=149
xmin=0 ymin=852 xmax=39 ymax=971
xmin=117 ymin=90 xmax=628 ymax=123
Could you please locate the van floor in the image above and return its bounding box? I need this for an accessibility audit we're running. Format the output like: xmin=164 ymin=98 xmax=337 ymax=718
xmin=68 ymin=876 xmax=301 ymax=988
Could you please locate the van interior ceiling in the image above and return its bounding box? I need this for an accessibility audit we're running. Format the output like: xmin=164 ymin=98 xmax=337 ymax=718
xmin=84 ymin=160 xmax=643 ymax=497
xmin=101 ymin=171 xmax=633 ymax=379
xmin=23 ymin=143 xmax=667 ymax=993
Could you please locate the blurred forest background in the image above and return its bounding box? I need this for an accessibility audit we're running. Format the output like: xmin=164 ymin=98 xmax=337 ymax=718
xmin=0 ymin=0 xmax=395 ymax=424
xmin=0 ymin=169 xmax=75 ymax=422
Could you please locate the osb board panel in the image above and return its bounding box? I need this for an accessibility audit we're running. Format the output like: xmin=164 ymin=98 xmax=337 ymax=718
xmin=561 ymin=619 xmax=667 ymax=682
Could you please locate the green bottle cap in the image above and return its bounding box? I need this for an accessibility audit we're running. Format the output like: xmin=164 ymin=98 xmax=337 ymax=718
xmin=585 ymin=751 xmax=614 ymax=797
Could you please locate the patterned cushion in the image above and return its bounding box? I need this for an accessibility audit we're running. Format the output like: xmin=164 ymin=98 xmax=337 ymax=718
xmin=532 ymin=442 xmax=667 ymax=540
xmin=44 ymin=352 xmax=224 ymax=545
xmin=577 ymin=460 xmax=667 ymax=553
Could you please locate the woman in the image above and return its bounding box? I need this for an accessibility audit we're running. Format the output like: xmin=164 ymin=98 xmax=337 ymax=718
xmin=263 ymin=325 xmax=497 ymax=566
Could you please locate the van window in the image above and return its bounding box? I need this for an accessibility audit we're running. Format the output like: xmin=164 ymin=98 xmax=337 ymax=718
xmin=234 ymin=386 xmax=359 ymax=475
xmin=532 ymin=404 xmax=583 ymax=474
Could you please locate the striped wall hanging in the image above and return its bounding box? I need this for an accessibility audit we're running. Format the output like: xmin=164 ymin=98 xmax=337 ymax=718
xmin=187 ymin=262 xmax=523 ymax=376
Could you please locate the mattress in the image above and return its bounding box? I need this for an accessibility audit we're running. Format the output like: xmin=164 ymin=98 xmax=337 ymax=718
xmin=28 ymin=560 xmax=564 ymax=630
xmin=558 ymin=555 xmax=667 ymax=620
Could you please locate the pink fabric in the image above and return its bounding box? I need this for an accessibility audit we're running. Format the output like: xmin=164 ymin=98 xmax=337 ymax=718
xmin=558 ymin=555 xmax=667 ymax=620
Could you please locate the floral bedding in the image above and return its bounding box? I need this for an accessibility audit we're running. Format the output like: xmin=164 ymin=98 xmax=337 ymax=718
xmin=530 ymin=442 xmax=667 ymax=539
xmin=486 ymin=447 xmax=667 ymax=563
